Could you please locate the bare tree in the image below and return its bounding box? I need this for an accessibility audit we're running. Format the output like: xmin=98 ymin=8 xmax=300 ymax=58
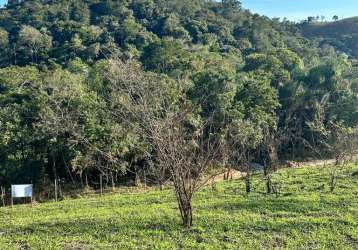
xmin=308 ymin=119 xmax=358 ymax=192
xmin=222 ymin=120 xmax=262 ymax=194
xmin=260 ymin=127 xmax=280 ymax=194
xmin=107 ymin=59 xmax=221 ymax=227
xmin=326 ymin=124 xmax=358 ymax=192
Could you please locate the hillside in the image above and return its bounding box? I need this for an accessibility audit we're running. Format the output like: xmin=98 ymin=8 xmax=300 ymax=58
xmin=1 ymin=165 xmax=357 ymax=249
xmin=300 ymin=17 xmax=358 ymax=57
xmin=0 ymin=0 xmax=315 ymax=68
xmin=0 ymin=1 xmax=357 ymax=234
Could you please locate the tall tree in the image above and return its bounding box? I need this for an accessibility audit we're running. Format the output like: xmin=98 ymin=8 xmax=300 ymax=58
xmin=108 ymin=59 xmax=221 ymax=227
xmin=17 ymin=25 xmax=52 ymax=63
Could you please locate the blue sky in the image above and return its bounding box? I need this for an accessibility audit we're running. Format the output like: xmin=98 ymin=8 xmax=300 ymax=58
xmin=0 ymin=0 xmax=357 ymax=22
xmin=242 ymin=0 xmax=358 ymax=21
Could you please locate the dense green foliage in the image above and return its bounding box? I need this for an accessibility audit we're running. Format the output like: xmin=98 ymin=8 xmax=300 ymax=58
xmin=0 ymin=0 xmax=357 ymax=198
xmin=1 ymin=164 xmax=357 ymax=249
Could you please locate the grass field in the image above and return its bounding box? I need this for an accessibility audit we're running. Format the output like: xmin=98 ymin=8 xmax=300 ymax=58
xmin=0 ymin=164 xmax=358 ymax=250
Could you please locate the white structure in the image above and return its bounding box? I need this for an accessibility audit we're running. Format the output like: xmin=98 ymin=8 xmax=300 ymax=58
xmin=11 ymin=184 xmax=33 ymax=206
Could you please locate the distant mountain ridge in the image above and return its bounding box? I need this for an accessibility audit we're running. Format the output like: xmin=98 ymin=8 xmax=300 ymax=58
xmin=300 ymin=16 xmax=358 ymax=57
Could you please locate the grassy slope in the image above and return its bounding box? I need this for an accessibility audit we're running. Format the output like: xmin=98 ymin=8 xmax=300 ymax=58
xmin=0 ymin=165 xmax=358 ymax=250
xmin=302 ymin=17 xmax=358 ymax=37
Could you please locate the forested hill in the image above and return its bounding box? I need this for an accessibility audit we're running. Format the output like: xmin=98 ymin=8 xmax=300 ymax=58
xmin=299 ymin=17 xmax=358 ymax=57
xmin=0 ymin=0 xmax=316 ymax=68
xmin=0 ymin=0 xmax=357 ymax=194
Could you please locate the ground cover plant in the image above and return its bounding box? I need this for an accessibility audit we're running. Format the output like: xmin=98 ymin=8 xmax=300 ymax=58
xmin=1 ymin=164 xmax=357 ymax=250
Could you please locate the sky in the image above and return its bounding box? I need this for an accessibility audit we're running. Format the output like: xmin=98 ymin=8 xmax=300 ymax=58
xmin=242 ymin=0 xmax=358 ymax=21
xmin=0 ymin=0 xmax=357 ymax=22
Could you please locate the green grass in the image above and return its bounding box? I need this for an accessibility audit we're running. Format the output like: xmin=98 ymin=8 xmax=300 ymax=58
xmin=1 ymin=164 xmax=358 ymax=249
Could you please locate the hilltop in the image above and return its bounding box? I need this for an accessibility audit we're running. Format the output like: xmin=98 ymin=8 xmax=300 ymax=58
xmin=300 ymin=17 xmax=358 ymax=57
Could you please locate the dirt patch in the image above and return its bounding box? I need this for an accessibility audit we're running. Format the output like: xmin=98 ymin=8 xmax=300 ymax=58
xmin=64 ymin=242 xmax=95 ymax=250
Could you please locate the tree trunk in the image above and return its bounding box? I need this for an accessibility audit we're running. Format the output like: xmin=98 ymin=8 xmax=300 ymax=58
xmin=52 ymin=156 xmax=58 ymax=202
xmin=182 ymin=204 xmax=192 ymax=228
xmin=211 ymin=178 xmax=216 ymax=192
xmin=266 ymin=176 xmax=272 ymax=194
xmin=105 ymin=172 xmax=109 ymax=189
xmin=291 ymin=140 xmax=295 ymax=160
xmin=79 ymin=172 xmax=84 ymax=187
xmin=330 ymin=155 xmax=341 ymax=193
xmin=268 ymin=141 xmax=279 ymax=172
xmin=135 ymin=173 xmax=140 ymax=187
xmin=245 ymin=164 xmax=251 ymax=194
xmin=158 ymin=180 xmax=164 ymax=191
xmin=100 ymin=174 xmax=103 ymax=196
xmin=144 ymin=170 xmax=147 ymax=188
xmin=174 ymin=180 xmax=193 ymax=228
xmin=62 ymin=152 xmax=75 ymax=185
xmin=329 ymin=166 xmax=337 ymax=193
xmin=115 ymin=172 xmax=119 ymax=184
xmin=245 ymin=173 xmax=251 ymax=194
xmin=224 ymin=167 xmax=231 ymax=181
xmin=263 ymin=161 xmax=272 ymax=194
xmin=85 ymin=173 xmax=89 ymax=188
xmin=177 ymin=196 xmax=193 ymax=228
xmin=111 ymin=171 xmax=115 ymax=191
xmin=1 ymin=186 xmax=5 ymax=207
xmin=13 ymin=44 xmax=17 ymax=64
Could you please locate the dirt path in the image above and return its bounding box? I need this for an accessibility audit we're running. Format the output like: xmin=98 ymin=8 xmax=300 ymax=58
xmin=286 ymin=159 xmax=336 ymax=168
xmin=204 ymin=157 xmax=358 ymax=186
